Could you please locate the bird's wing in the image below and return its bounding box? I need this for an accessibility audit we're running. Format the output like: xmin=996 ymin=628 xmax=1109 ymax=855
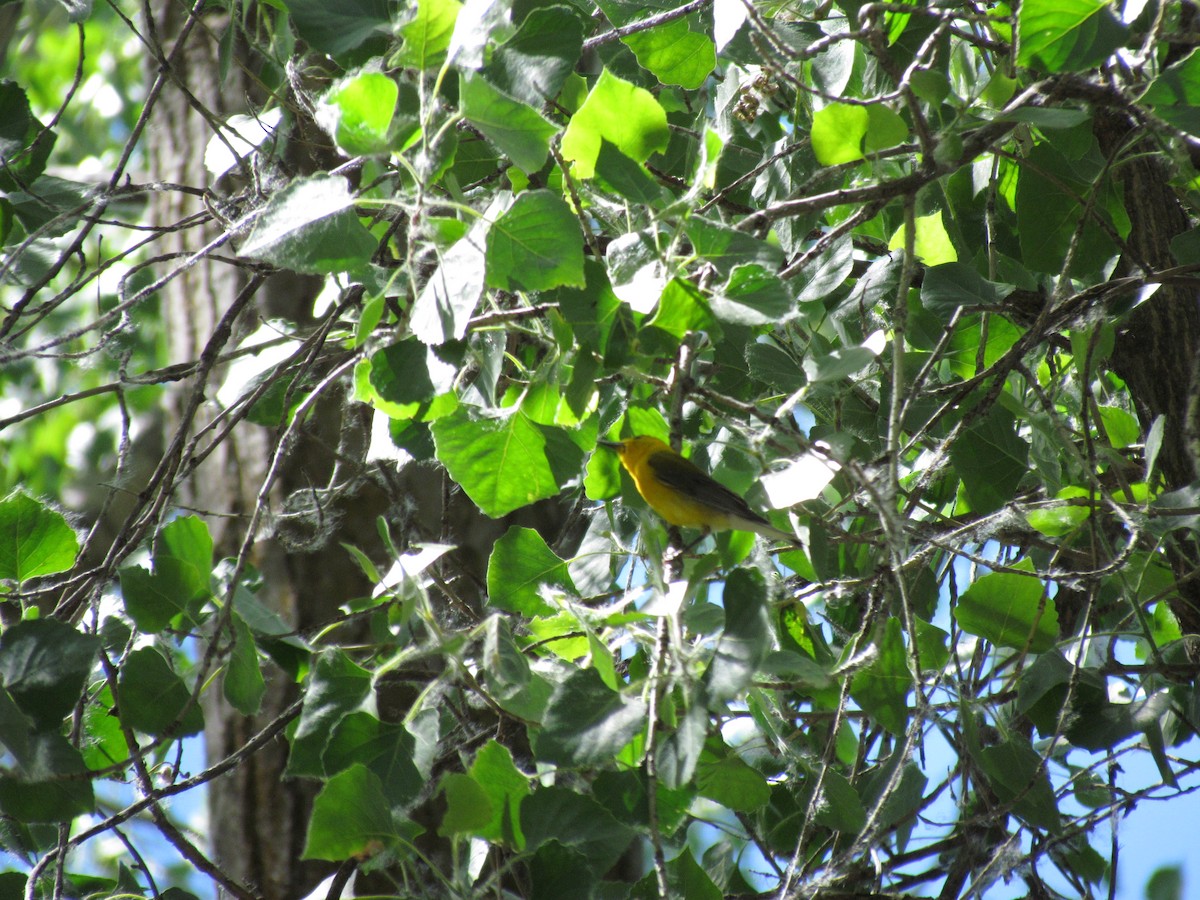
xmin=645 ymin=450 xmax=771 ymax=526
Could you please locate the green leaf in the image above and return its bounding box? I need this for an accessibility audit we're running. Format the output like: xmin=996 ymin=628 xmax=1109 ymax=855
xmin=0 ymin=620 xmax=99 ymax=730
xmin=239 ymin=175 xmax=376 ymax=274
xmin=630 ymin=847 xmax=722 ymax=899
xmin=605 ymin=229 xmax=668 ymax=313
xmin=798 ymin=237 xmax=855 ymax=304
xmin=949 ymin=404 xmax=1029 ymax=513
xmin=1097 ymin=404 xmax=1139 ymax=448
xmin=1143 ymin=50 xmax=1200 ymax=135
xmin=469 ymin=740 xmax=529 ymax=847
xmin=0 ymin=83 xmax=54 ymax=192
xmin=746 ymin=343 xmax=805 ymax=393
xmin=411 ymin=199 xmax=498 ymax=344
xmin=535 ymin=667 xmax=647 ymax=766
xmin=438 ymin=772 xmax=493 ymax=836
xmin=322 ymin=713 xmax=424 ymax=806
xmin=888 ymin=211 xmax=957 ymax=266
xmin=863 ymin=104 xmax=908 ymax=152
xmin=1025 ymin=486 xmax=1093 ymax=537
xmin=282 ymin=0 xmax=391 ymax=57
xmin=486 ymin=526 xmax=577 ymax=616
xmin=685 ymin=217 xmax=783 ymax=275
xmin=1145 ymin=865 xmax=1184 ymax=900
xmin=706 ymin=569 xmax=770 ymax=702
xmin=996 ymin=107 xmax=1092 ymax=129
xmin=224 ymin=612 xmax=266 ymax=716
xmin=485 ymin=189 xmax=585 ymax=291
xmin=810 ymin=767 xmax=867 ymax=832
xmin=555 ymin=259 xmax=624 ymax=355
xmin=561 ymin=69 xmax=669 ymax=178
xmin=522 ymin=786 xmax=634 ymax=874
xmin=287 ymin=649 xmax=373 ymax=777
xmin=303 ymin=764 xmax=402 ymax=860
xmin=486 ymin=5 xmax=585 ymax=106
xmin=1017 ymin=0 xmax=1126 ymax=73
xmin=528 ymin=610 xmax=589 ymax=660
xmin=461 ymin=73 xmax=558 ymax=175
xmin=622 ymin=18 xmax=716 ymax=89
xmin=0 ymin=731 xmax=94 ymax=822
xmin=861 ymin=757 xmax=928 ymax=832
xmin=954 ymin=562 xmax=1059 ymax=653
xmin=978 ymin=737 xmax=1062 ymax=832
xmin=527 ymin=841 xmax=594 ymax=897
xmin=431 ymin=406 xmax=584 ymax=518
xmin=710 ymin=264 xmax=795 ymax=326
xmin=947 ymin=315 xmax=1023 ymax=378
xmin=656 ymin=702 xmax=707 ymax=790
xmin=593 ymin=140 xmax=667 ymax=204
xmin=0 ymin=688 xmax=32 ymax=768
xmin=366 ymin=338 xmax=459 ymax=409
xmin=1015 ymin=141 xmax=1120 ymax=276
xmin=811 ymin=103 xmax=869 ymax=165
xmin=119 ymin=515 xmax=214 ymax=633
xmin=696 ymin=752 xmax=770 ymax=811
xmin=395 ymin=0 xmax=461 ymax=69
xmin=1016 ymin=650 xmax=1113 ymax=745
xmin=323 ymin=71 xmax=397 ymax=156
xmin=849 ymin=617 xmax=911 ymax=735
xmin=118 ymin=647 xmax=205 ymax=738
xmin=802 ymin=342 xmax=880 ymax=384
xmin=647 ymin=277 xmax=717 ymax=339
xmin=0 ymin=492 xmax=78 ymax=582
xmin=920 ymin=263 xmax=1012 ymax=319
xmin=913 ymin=618 xmax=950 ymax=672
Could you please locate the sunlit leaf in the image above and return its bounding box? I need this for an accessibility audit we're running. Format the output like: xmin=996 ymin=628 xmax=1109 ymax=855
xmin=811 ymin=102 xmax=868 ymax=165
xmin=487 ymin=5 xmax=585 ymax=105
xmin=622 ymin=18 xmax=716 ymax=89
xmin=888 ymin=211 xmax=957 ymax=265
xmin=0 ymin=493 xmax=78 ymax=583
xmin=469 ymin=740 xmax=529 ymax=847
xmin=486 ymin=526 xmax=577 ymax=616
xmin=485 ymin=189 xmax=585 ymax=290
xmin=322 ymin=71 xmax=397 ymax=155
xmin=460 ymin=72 xmax=558 ymax=174
xmin=239 ymin=175 xmax=376 ymax=274
xmin=561 ymin=69 xmax=669 ymax=178
xmin=954 ymin=563 xmax=1059 ymax=653
xmin=431 ymin=405 xmax=584 ymax=518
xmin=1017 ymin=0 xmax=1126 ymax=73
xmin=395 ymin=0 xmax=461 ymax=68
xmin=302 ymin=764 xmax=400 ymax=860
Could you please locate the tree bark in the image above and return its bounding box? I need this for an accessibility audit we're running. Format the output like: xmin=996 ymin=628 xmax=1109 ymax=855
xmin=1096 ymin=108 xmax=1200 ymax=639
xmin=145 ymin=4 xmax=338 ymax=897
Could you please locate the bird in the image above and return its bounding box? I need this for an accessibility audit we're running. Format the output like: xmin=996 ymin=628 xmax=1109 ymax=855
xmin=598 ymin=435 xmax=798 ymax=544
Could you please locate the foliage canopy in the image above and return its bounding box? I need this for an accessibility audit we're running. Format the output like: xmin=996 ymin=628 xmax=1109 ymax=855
xmin=2 ymin=0 xmax=1200 ymax=898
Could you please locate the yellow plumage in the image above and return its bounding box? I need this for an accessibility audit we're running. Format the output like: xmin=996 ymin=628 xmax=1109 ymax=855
xmin=599 ymin=436 xmax=797 ymax=543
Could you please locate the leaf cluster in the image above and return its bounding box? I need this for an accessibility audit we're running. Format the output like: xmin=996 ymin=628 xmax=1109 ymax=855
xmin=2 ymin=0 xmax=1200 ymax=898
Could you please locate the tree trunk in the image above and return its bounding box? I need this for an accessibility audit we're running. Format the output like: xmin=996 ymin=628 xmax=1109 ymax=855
xmin=1096 ymin=108 xmax=1200 ymax=639
xmin=145 ymin=4 xmax=340 ymax=897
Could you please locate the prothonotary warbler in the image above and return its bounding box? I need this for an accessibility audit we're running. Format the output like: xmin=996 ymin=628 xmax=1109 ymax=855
xmin=599 ymin=435 xmax=798 ymax=544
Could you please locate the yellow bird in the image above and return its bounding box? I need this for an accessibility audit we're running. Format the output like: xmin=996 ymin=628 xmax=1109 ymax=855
xmin=598 ymin=435 xmax=797 ymax=543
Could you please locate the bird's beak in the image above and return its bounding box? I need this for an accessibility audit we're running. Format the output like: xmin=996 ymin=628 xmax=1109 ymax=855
xmin=596 ymin=440 xmax=623 ymax=450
